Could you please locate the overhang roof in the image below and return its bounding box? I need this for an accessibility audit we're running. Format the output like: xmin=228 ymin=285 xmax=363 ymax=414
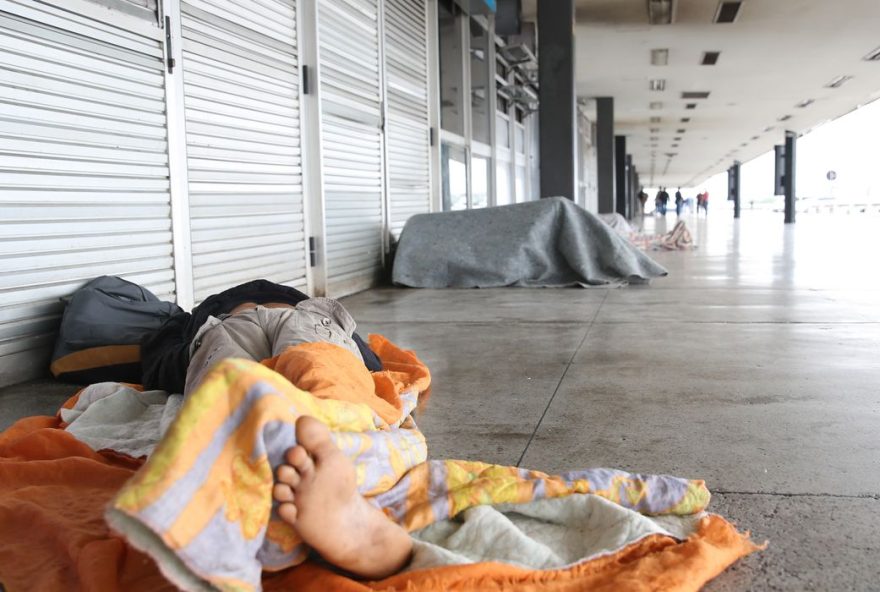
xmin=524 ymin=0 xmax=880 ymax=187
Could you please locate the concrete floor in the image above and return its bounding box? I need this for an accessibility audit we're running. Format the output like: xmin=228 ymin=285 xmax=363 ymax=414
xmin=2 ymin=208 xmax=879 ymax=590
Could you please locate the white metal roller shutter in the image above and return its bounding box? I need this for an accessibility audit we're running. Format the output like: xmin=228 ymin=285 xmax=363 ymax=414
xmin=383 ymin=0 xmax=430 ymax=240
xmin=180 ymin=0 xmax=309 ymax=304
xmin=0 ymin=0 xmax=173 ymax=385
xmin=318 ymin=0 xmax=384 ymax=296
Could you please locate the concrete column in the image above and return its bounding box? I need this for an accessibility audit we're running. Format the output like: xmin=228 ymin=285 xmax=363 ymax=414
xmin=731 ymin=161 xmax=741 ymax=219
xmin=626 ymin=154 xmax=636 ymax=219
xmin=596 ymin=97 xmax=614 ymax=213
xmin=614 ymin=135 xmax=627 ymax=217
xmin=784 ymin=131 xmax=797 ymax=224
xmin=537 ymin=0 xmax=576 ymax=200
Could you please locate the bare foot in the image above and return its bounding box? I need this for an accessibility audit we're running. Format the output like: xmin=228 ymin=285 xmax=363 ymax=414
xmin=272 ymin=416 xmax=412 ymax=579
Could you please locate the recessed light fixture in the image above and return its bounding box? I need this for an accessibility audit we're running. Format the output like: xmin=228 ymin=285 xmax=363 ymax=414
xmin=863 ymin=46 xmax=880 ymax=61
xmin=671 ymin=143 xmax=679 ymax=147
xmin=778 ymin=114 xmax=792 ymax=121
xmin=647 ymin=0 xmax=675 ymax=25
xmin=650 ymin=116 xmax=662 ymax=123
xmin=751 ymin=135 xmax=760 ymax=140
xmin=673 ymin=136 xmax=682 ymax=141
xmin=651 ymin=48 xmax=670 ymax=65
xmin=825 ymin=75 xmax=853 ymax=88
xmin=650 ymin=127 xmax=660 ymax=133
xmin=650 ymin=136 xmax=659 ymax=141
xmin=681 ymin=91 xmax=710 ymax=99
xmin=763 ymin=126 xmax=775 ymax=132
xmin=796 ymin=99 xmax=814 ymax=108
xmin=650 ymin=101 xmax=664 ymax=110
xmin=714 ymin=1 xmax=742 ymax=24
xmin=681 ymin=117 xmax=690 ymax=122
xmin=676 ymin=128 xmax=686 ymax=133
xmin=650 ymin=79 xmax=667 ymax=91
xmin=701 ymin=51 xmax=720 ymax=65
xmin=685 ymin=103 xmax=697 ymax=109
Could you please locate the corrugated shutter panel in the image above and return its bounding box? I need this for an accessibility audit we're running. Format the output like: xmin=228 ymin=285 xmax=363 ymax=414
xmin=180 ymin=0 xmax=308 ymax=304
xmin=0 ymin=0 xmax=173 ymax=384
xmin=318 ymin=0 xmax=384 ymax=296
xmin=384 ymin=0 xmax=430 ymax=240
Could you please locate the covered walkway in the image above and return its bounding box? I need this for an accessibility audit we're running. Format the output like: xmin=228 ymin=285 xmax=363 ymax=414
xmin=2 ymin=210 xmax=878 ymax=590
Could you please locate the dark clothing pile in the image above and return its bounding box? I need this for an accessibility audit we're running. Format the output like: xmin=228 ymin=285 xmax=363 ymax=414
xmin=140 ymin=279 xmax=381 ymax=393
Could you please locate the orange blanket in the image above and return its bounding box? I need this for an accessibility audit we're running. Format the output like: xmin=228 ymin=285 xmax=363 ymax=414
xmin=0 ymin=335 xmax=760 ymax=591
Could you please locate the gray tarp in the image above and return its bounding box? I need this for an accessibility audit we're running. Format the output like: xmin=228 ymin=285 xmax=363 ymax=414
xmin=392 ymin=197 xmax=668 ymax=288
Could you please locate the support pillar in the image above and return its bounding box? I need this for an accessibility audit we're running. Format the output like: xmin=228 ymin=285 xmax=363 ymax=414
xmin=596 ymin=97 xmax=615 ymax=213
xmin=538 ymin=0 xmax=576 ymax=199
xmin=627 ymin=157 xmax=635 ymax=218
xmin=614 ymin=135 xmax=627 ymax=217
xmin=784 ymin=131 xmax=796 ymax=224
xmin=731 ymin=161 xmax=741 ymax=219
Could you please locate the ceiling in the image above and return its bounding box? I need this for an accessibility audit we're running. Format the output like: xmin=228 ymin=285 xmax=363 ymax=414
xmin=523 ymin=0 xmax=880 ymax=187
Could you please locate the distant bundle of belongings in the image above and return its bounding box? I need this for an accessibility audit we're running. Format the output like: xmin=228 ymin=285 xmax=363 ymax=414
xmin=50 ymin=278 xmax=381 ymax=390
xmin=391 ymin=197 xmax=668 ymax=288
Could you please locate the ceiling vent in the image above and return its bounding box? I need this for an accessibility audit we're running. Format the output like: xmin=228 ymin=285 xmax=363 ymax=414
xmin=701 ymin=51 xmax=720 ymax=65
xmin=650 ymin=79 xmax=667 ymax=91
xmin=863 ymin=46 xmax=880 ymax=61
xmin=685 ymin=103 xmax=697 ymax=109
xmin=673 ymin=136 xmax=682 ymax=141
xmin=714 ymin=1 xmax=742 ymax=24
xmin=825 ymin=75 xmax=853 ymax=88
xmin=681 ymin=91 xmax=710 ymax=99
xmin=751 ymin=135 xmax=760 ymax=140
xmin=650 ymin=127 xmax=660 ymax=133
xmin=647 ymin=0 xmax=675 ymax=25
xmin=680 ymin=117 xmax=691 ymax=122
xmin=651 ymin=49 xmax=669 ymax=65
xmin=763 ymin=126 xmax=775 ymax=132
xmin=650 ymin=116 xmax=662 ymax=123
xmin=796 ymin=98 xmax=814 ymax=108
xmin=778 ymin=114 xmax=792 ymax=121
xmin=676 ymin=128 xmax=686 ymax=133
xmin=650 ymin=101 xmax=664 ymax=110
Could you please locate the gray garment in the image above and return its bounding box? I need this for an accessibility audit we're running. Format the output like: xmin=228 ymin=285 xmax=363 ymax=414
xmin=392 ymin=197 xmax=668 ymax=288
xmin=184 ymin=298 xmax=363 ymax=397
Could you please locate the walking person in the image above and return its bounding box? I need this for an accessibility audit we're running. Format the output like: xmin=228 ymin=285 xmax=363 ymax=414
xmin=674 ymin=188 xmax=683 ymax=217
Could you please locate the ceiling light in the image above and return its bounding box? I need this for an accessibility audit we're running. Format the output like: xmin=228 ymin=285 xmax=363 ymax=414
xmin=863 ymin=46 xmax=880 ymax=61
xmin=650 ymin=116 xmax=662 ymax=123
xmin=673 ymin=136 xmax=682 ymax=141
xmin=714 ymin=1 xmax=742 ymax=24
xmin=751 ymin=135 xmax=760 ymax=140
xmin=825 ymin=75 xmax=853 ymax=88
xmin=681 ymin=117 xmax=690 ymax=122
xmin=701 ymin=51 xmax=720 ymax=65
xmin=763 ymin=126 xmax=775 ymax=132
xmin=796 ymin=99 xmax=814 ymax=108
xmin=647 ymin=0 xmax=675 ymax=25
xmin=650 ymin=136 xmax=659 ymax=141
xmin=778 ymin=114 xmax=792 ymax=121
xmin=685 ymin=103 xmax=697 ymax=109
xmin=650 ymin=101 xmax=663 ymax=110
xmin=650 ymin=127 xmax=660 ymax=133
xmin=681 ymin=91 xmax=710 ymax=99
xmin=676 ymin=128 xmax=686 ymax=133
xmin=649 ymin=79 xmax=667 ymax=91
xmin=671 ymin=143 xmax=679 ymax=147
xmin=651 ymin=49 xmax=669 ymax=65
